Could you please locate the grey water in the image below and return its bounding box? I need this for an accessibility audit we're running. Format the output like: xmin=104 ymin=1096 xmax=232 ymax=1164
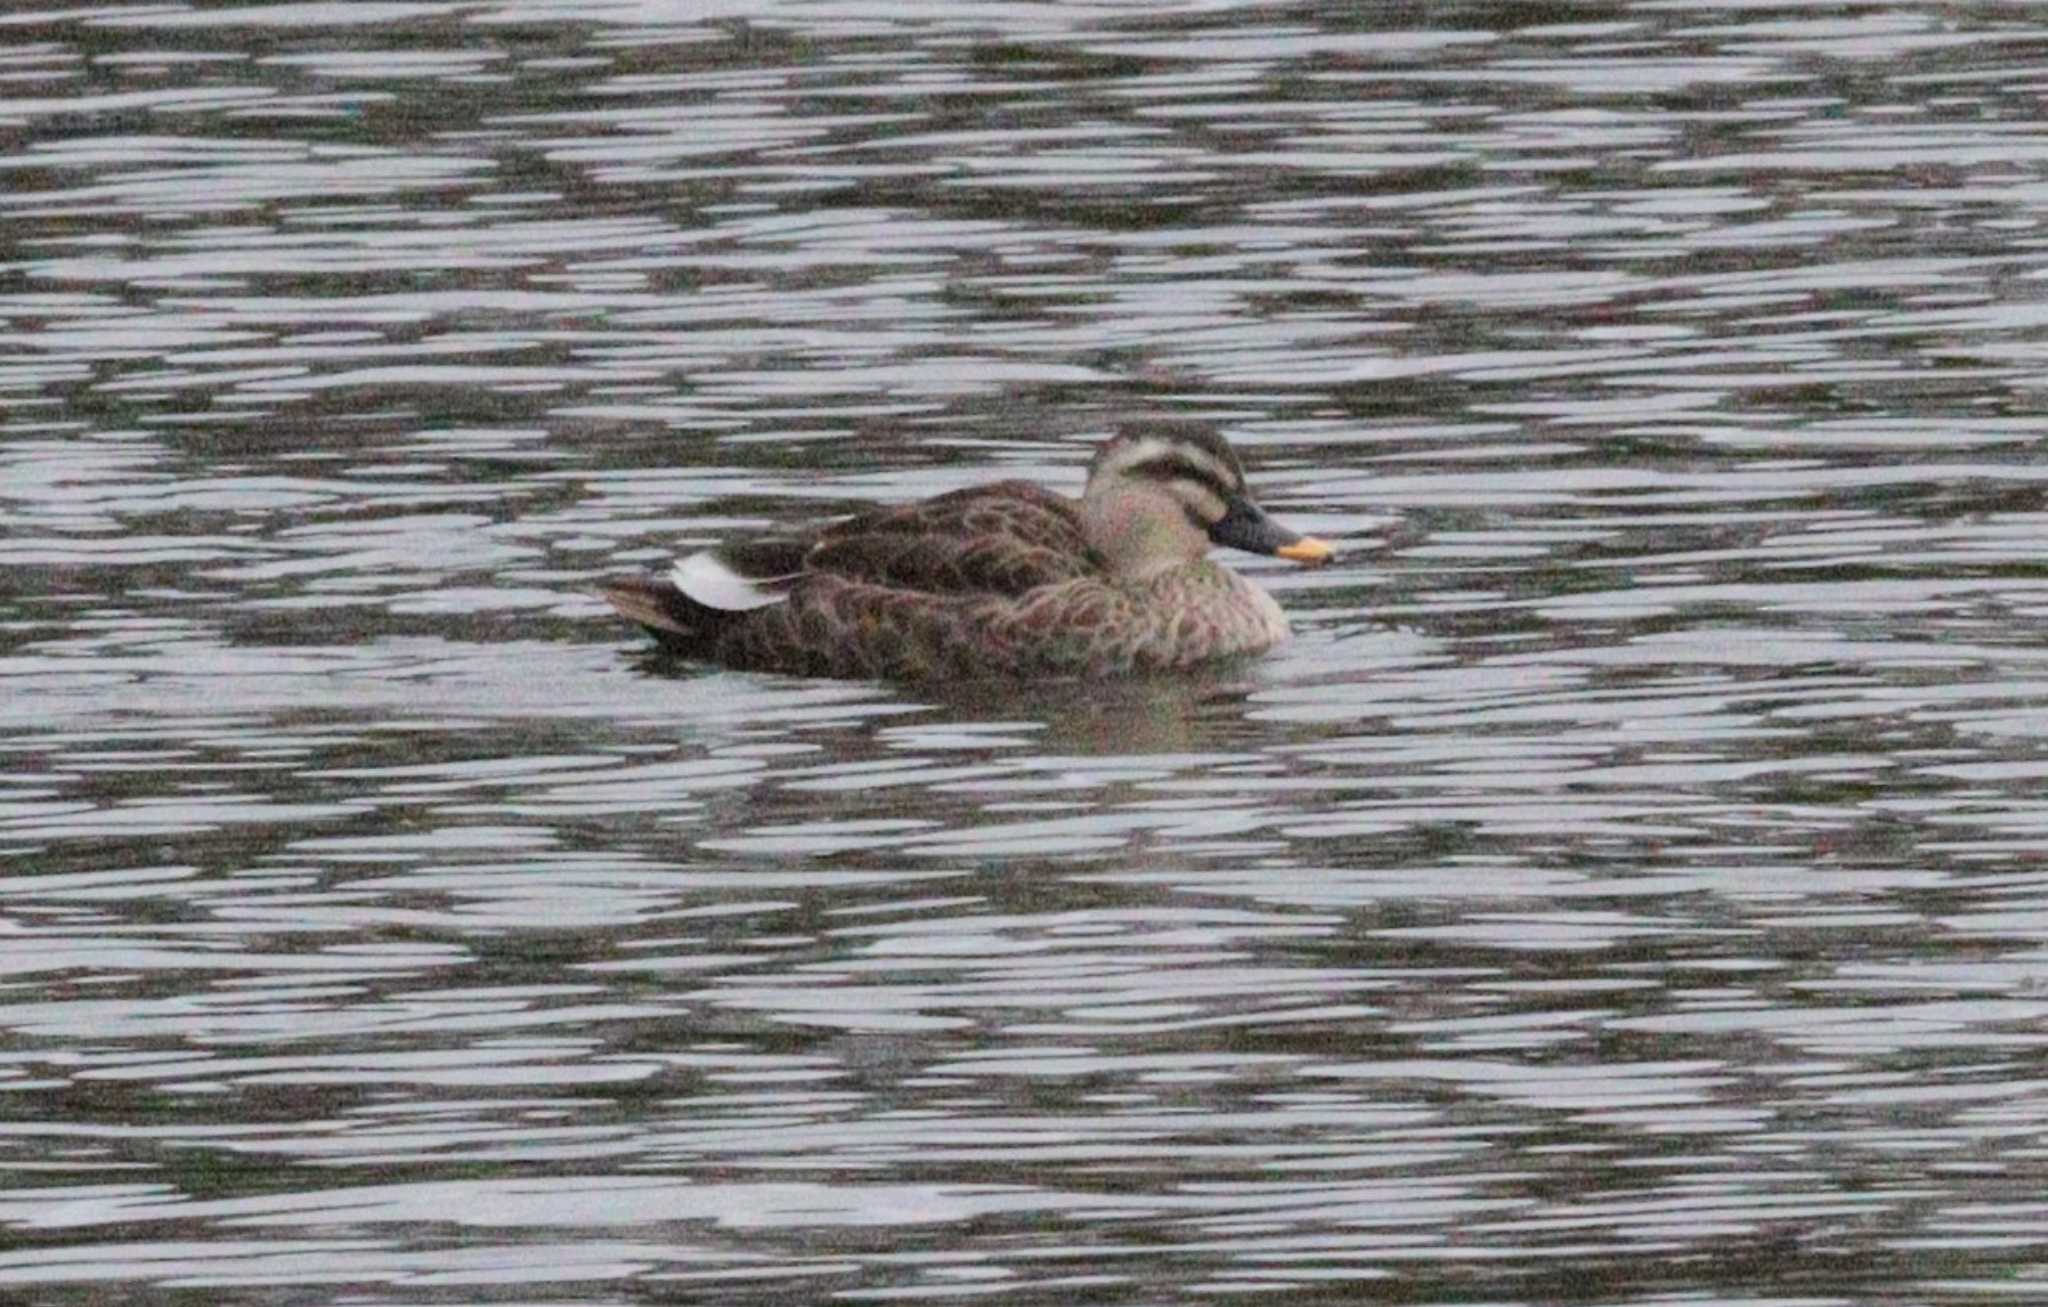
xmin=5 ymin=1 xmax=2048 ymax=1302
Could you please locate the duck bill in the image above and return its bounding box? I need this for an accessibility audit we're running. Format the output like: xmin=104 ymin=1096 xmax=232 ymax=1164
xmin=1209 ymin=495 xmax=1335 ymax=567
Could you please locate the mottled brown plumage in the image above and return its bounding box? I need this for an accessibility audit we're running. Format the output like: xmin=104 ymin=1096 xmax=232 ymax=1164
xmin=601 ymin=422 xmax=1334 ymax=681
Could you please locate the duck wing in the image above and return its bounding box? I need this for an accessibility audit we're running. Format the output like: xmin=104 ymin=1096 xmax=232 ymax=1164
xmin=601 ymin=480 xmax=1095 ymax=661
xmin=803 ymin=480 xmax=1094 ymax=597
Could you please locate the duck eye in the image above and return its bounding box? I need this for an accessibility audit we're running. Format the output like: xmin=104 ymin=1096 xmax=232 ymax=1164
xmin=1132 ymin=456 xmax=1237 ymax=504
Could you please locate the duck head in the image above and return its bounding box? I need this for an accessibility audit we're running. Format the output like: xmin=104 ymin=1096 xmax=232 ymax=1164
xmin=1081 ymin=421 xmax=1335 ymax=581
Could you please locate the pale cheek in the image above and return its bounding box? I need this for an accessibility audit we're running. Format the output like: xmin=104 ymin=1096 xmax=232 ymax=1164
xmin=1101 ymin=513 xmax=1199 ymax=572
xmin=1109 ymin=514 xmax=1167 ymax=556
xmin=1173 ymin=489 xmax=1227 ymax=525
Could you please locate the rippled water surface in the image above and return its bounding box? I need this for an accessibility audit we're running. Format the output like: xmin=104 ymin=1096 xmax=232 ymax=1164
xmin=8 ymin=1 xmax=2048 ymax=1301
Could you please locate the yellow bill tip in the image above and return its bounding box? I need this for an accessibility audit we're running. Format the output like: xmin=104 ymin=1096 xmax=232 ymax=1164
xmin=1276 ymin=536 xmax=1334 ymax=566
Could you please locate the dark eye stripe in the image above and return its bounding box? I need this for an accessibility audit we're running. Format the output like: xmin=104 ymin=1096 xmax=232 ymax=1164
xmin=1131 ymin=456 xmax=1237 ymax=505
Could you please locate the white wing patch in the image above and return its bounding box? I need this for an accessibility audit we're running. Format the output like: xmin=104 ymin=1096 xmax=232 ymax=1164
xmin=671 ymin=550 xmax=791 ymax=612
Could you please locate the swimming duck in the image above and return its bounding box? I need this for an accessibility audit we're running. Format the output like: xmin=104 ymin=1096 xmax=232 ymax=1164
xmin=601 ymin=421 xmax=1334 ymax=680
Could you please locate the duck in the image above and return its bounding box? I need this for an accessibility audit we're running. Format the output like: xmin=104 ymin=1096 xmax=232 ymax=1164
xmin=600 ymin=420 xmax=1334 ymax=681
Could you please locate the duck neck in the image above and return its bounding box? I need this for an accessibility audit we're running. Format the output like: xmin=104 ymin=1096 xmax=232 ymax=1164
xmin=1082 ymin=486 xmax=1208 ymax=583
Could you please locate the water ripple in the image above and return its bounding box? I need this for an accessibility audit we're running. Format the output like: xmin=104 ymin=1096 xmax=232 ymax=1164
xmin=7 ymin=0 xmax=2048 ymax=1301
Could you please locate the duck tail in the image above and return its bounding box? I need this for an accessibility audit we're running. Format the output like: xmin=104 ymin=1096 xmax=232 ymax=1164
xmin=602 ymin=539 xmax=810 ymax=651
xmin=599 ymin=575 xmax=709 ymax=646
